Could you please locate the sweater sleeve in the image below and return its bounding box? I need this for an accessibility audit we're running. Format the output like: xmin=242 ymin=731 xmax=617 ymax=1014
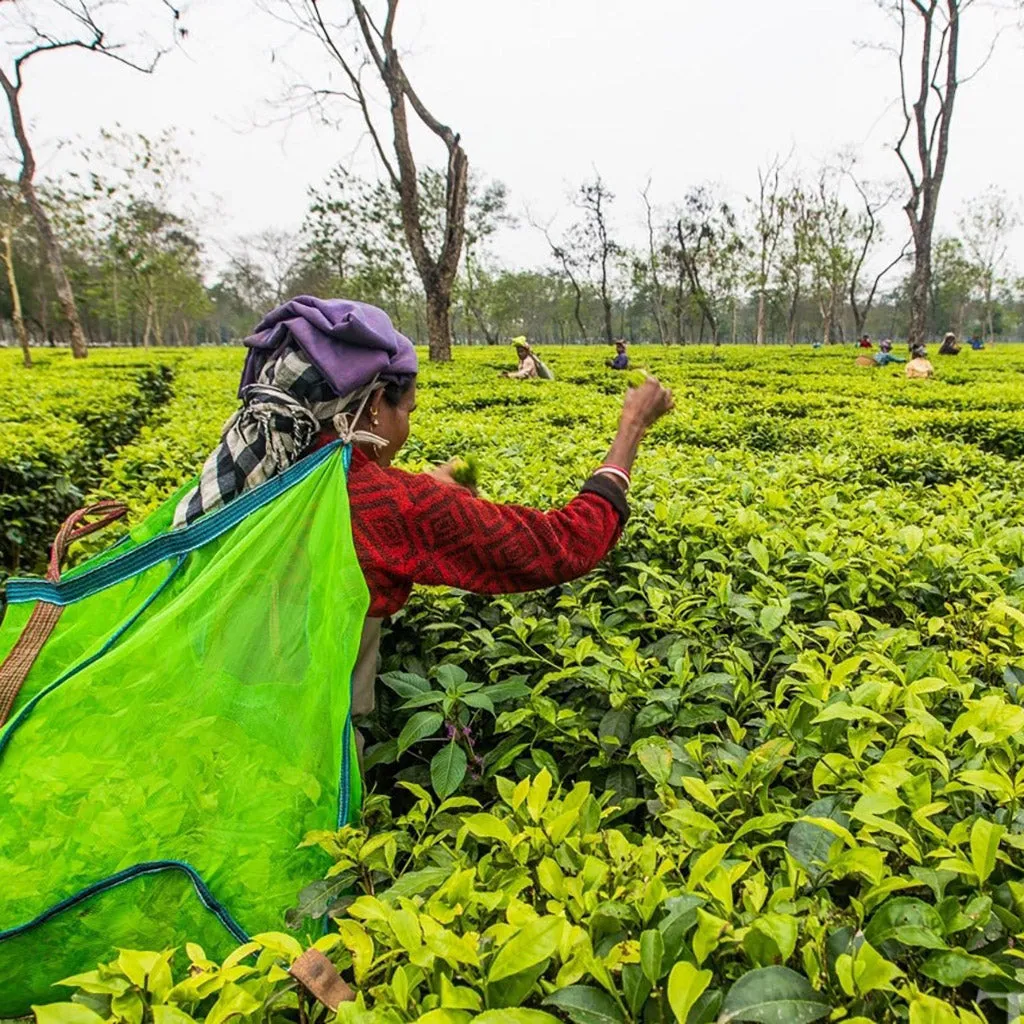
xmin=348 ymin=458 xmax=626 ymax=614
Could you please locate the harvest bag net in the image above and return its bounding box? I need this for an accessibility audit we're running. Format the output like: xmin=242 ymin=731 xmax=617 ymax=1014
xmin=0 ymin=442 xmax=368 ymax=1013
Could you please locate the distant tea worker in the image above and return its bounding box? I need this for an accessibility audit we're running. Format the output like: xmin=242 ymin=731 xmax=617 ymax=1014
xmin=607 ymin=340 xmax=629 ymax=371
xmin=906 ymin=344 xmax=935 ymax=379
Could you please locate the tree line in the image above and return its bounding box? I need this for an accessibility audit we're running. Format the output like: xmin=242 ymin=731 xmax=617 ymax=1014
xmin=0 ymin=0 xmax=1022 ymax=365
xmin=2 ymin=142 xmax=1020 ymax=363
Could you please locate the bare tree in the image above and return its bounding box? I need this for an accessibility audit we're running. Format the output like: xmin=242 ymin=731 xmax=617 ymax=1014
xmin=959 ymin=185 xmax=1020 ymax=343
xmin=847 ymin=170 xmax=911 ymax=339
xmin=234 ymin=229 xmax=303 ymax=306
xmin=0 ymin=178 xmax=31 ymax=366
xmin=669 ymin=185 xmax=743 ymax=346
xmin=532 ymin=213 xmax=589 ymax=343
xmin=265 ymin=0 xmax=468 ymax=362
xmin=0 ymin=1 xmax=180 ymax=358
xmin=459 ymin=178 xmax=510 ymax=346
xmin=747 ymin=156 xmax=789 ymax=345
xmin=777 ymin=181 xmax=818 ymax=346
xmin=640 ymin=179 xmax=669 ymax=345
xmin=808 ymin=171 xmax=856 ymax=346
xmin=574 ymin=174 xmax=619 ymax=344
xmin=880 ymin=0 xmax=1018 ymax=347
xmin=931 ymin=235 xmax=975 ymax=337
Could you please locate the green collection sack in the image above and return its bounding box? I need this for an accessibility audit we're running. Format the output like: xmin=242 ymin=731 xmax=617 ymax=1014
xmin=0 ymin=442 xmax=368 ymax=1014
xmin=535 ymin=357 xmax=555 ymax=381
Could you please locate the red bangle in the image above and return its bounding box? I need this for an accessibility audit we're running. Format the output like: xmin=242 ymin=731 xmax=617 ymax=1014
xmin=601 ymin=463 xmax=631 ymax=481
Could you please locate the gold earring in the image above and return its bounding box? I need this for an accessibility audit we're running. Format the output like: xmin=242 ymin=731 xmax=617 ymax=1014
xmin=371 ymin=412 xmax=379 ymax=426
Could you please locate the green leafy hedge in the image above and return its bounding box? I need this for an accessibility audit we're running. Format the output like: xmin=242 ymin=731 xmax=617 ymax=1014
xmin=0 ymin=353 xmax=174 ymax=579
xmin=10 ymin=344 xmax=1024 ymax=1022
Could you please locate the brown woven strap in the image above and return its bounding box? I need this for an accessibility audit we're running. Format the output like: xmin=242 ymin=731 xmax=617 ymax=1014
xmin=289 ymin=949 xmax=355 ymax=1010
xmin=47 ymin=500 xmax=128 ymax=582
xmin=0 ymin=501 xmax=129 ymax=727
xmin=0 ymin=602 xmax=63 ymax=726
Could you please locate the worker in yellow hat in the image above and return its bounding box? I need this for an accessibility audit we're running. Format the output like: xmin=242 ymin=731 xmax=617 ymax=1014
xmin=504 ymin=336 xmax=540 ymax=379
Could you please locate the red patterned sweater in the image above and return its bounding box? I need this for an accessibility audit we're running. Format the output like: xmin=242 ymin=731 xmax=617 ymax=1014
xmin=342 ymin=447 xmax=627 ymax=617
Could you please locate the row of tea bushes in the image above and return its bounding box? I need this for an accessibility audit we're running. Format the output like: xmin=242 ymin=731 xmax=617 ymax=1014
xmin=0 ymin=351 xmax=174 ymax=579
xmin=12 ymin=343 xmax=1024 ymax=1022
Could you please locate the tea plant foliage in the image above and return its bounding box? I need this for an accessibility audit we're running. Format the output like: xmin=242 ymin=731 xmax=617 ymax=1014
xmin=3 ymin=345 xmax=1024 ymax=1022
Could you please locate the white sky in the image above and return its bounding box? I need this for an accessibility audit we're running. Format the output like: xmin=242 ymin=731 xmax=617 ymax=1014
xmin=7 ymin=0 xmax=1024 ymax=278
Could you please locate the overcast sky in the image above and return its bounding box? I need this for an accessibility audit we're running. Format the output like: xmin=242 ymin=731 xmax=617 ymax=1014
xmin=8 ymin=0 xmax=1024 ymax=277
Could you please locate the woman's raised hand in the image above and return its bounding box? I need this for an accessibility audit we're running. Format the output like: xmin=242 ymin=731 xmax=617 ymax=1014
xmin=429 ymin=460 xmax=478 ymax=497
xmin=622 ymin=375 xmax=675 ymax=431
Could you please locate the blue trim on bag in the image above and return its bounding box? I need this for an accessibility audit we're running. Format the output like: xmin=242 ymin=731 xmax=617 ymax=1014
xmin=5 ymin=441 xmax=348 ymax=607
xmin=0 ymin=557 xmax=184 ymax=762
xmin=338 ymin=711 xmax=353 ymax=828
xmin=337 ymin=441 xmax=356 ymax=831
xmin=0 ymin=860 xmax=249 ymax=946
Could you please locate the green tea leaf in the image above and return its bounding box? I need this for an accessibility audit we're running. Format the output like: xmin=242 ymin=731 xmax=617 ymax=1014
xmin=542 ymin=985 xmax=626 ymax=1024
xmin=969 ymin=817 xmax=1004 ymax=883
xmin=152 ymin=1009 xmax=199 ymax=1024
xmin=719 ymin=966 xmax=830 ymax=1023
xmin=640 ymin=928 xmax=664 ymax=984
xmin=920 ymin=948 xmax=1011 ymax=987
xmin=33 ymin=1006 xmax=106 ymax=1024
xmin=488 ymin=916 xmax=563 ymax=983
xmin=667 ymin=961 xmax=712 ymax=1023
xmin=632 ymin=736 xmax=673 ymax=785
xmin=864 ymin=898 xmax=946 ymax=951
xmin=473 ymin=1013 xmax=558 ymax=1024
xmin=460 ymin=812 xmax=513 ymax=845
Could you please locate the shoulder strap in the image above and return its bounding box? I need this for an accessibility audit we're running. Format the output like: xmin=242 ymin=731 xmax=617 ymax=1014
xmin=0 ymin=501 xmax=127 ymax=726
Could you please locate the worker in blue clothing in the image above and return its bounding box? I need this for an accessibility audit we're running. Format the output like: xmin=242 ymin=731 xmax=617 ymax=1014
xmin=607 ymin=340 xmax=629 ymax=371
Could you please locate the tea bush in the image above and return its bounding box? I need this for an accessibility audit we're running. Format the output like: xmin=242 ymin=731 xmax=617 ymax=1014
xmin=5 ymin=344 xmax=1024 ymax=1023
xmin=0 ymin=351 xmax=174 ymax=579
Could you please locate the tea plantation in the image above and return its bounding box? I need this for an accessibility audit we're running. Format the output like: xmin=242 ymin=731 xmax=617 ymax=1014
xmin=3 ymin=344 xmax=1024 ymax=1023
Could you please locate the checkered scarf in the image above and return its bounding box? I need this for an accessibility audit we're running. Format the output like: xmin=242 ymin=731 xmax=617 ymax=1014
xmin=173 ymin=342 xmax=382 ymax=528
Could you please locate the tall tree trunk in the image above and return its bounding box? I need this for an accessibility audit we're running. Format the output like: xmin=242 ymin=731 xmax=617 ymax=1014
xmin=425 ymin=290 xmax=453 ymax=363
xmin=2 ymin=225 xmax=30 ymax=367
xmin=641 ymin=185 xmax=669 ymax=345
xmin=908 ymin=233 xmax=931 ymax=349
xmin=756 ymin=292 xmax=767 ymax=345
xmin=852 ymin=305 xmax=866 ymax=342
xmin=142 ymin=296 xmax=154 ymax=349
xmin=463 ymin=250 xmax=498 ymax=345
xmin=21 ymin=177 xmax=87 ymax=358
xmin=786 ymin=280 xmax=801 ymax=346
xmin=896 ymin=1 xmax=964 ymax=351
xmin=113 ymin=264 xmax=123 ymax=346
xmin=569 ymin=279 xmax=587 ymax=343
xmin=0 ymin=71 xmax=88 ymax=359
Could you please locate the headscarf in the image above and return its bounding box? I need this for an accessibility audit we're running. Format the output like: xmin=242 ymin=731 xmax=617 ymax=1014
xmin=879 ymin=339 xmax=893 ymax=353
xmin=173 ymin=298 xmax=417 ymax=528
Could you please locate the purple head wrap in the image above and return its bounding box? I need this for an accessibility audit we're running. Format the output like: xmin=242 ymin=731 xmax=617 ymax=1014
xmin=239 ymin=296 xmax=418 ymax=398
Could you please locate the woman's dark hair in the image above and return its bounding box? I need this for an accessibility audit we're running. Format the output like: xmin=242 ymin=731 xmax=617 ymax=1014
xmin=381 ymin=375 xmax=416 ymax=407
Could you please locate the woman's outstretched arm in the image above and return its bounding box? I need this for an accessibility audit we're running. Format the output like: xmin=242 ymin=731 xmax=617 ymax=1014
xmin=349 ymin=377 xmax=674 ymax=617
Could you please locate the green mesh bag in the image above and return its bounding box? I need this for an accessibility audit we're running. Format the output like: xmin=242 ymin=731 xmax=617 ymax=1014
xmin=0 ymin=442 xmax=368 ymax=1014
